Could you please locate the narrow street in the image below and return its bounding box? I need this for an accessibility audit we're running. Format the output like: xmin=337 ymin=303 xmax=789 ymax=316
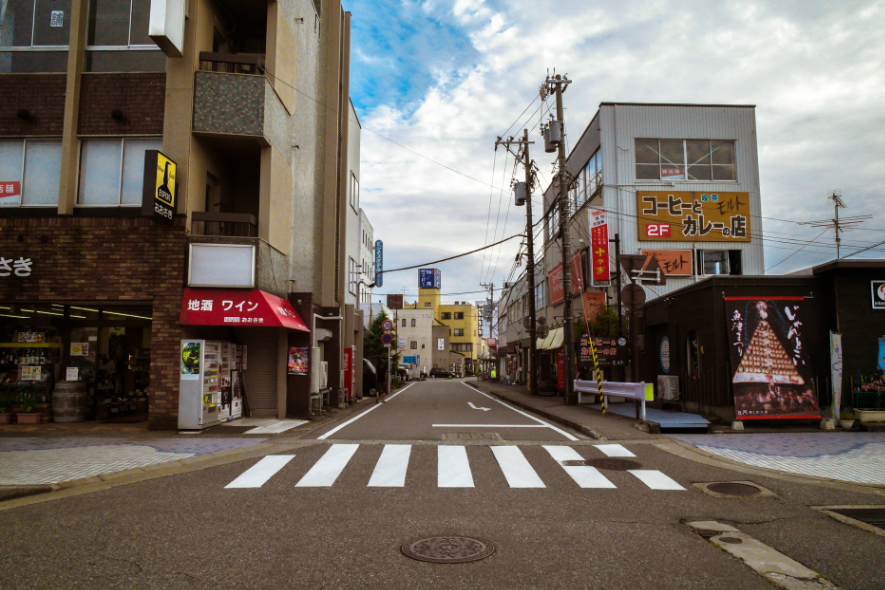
xmin=2 ymin=378 xmax=883 ymax=590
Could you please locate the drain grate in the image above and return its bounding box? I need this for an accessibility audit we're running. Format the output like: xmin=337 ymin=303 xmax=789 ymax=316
xmin=402 ymin=536 xmax=495 ymax=564
xmin=442 ymin=433 xmax=503 ymax=441
xmin=719 ymin=536 xmax=743 ymax=544
xmin=582 ymin=458 xmax=642 ymax=471
xmin=831 ymin=508 xmax=885 ymax=531
xmin=707 ymin=482 xmax=761 ymax=496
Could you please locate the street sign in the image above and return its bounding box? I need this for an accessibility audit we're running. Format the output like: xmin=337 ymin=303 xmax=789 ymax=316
xmin=382 ymin=320 xmax=393 ymax=331
xmin=381 ymin=333 xmax=392 ymax=345
xmin=374 ymin=240 xmax=383 ymax=288
xmin=621 ymin=284 xmax=646 ymax=311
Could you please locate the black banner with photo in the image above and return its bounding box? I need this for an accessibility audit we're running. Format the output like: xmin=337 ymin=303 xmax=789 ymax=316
xmin=725 ymin=297 xmax=820 ymax=420
xmin=577 ymin=336 xmax=629 ymax=367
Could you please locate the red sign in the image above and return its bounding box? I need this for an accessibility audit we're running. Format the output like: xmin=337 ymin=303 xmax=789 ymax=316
xmin=582 ymin=292 xmax=606 ymax=323
xmin=179 ymin=288 xmax=310 ymax=331
xmin=344 ymin=347 xmax=354 ymax=401
xmin=0 ymin=181 xmax=22 ymax=205
xmin=590 ymin=210 xmax=610 ymax=283
xmin=570 ymin=252 xmax=584 ymax=295
xmin=549 ymin=265 xmax=564 ymax=305
xmin=556 ymin=348 xmax=565 ymax=393
xmin=645 ymin=223 xmax=672 ymax=238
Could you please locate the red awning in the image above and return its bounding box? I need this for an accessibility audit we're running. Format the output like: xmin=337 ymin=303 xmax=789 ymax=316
xmin=180 ymin=288 xmax=310 ymax=332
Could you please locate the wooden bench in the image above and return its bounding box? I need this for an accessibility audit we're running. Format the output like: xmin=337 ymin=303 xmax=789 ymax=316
xmin=575 ymin=380 xmax=653 ymax=421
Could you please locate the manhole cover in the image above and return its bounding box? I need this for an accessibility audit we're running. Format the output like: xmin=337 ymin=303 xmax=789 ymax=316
xmin=402 ymin=536 xmax=495 ymax=564
xmin=719 ymin=536 xmax=743 ymax=544
xmin=582 ymin=458 xmax=642 ymax=471
xmin=707 ymin=482 xmax=761 ymax=496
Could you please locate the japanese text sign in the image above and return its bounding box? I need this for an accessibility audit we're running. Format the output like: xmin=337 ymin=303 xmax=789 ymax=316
xmin=640 ymin=250 xmax=693 ymax=276
xmin=374 ymin=240 xmax=383 ymax=288
xmin=419 ymin=268 xmax=441 ymax=290
xmin=142 ymin=151 xmax=177 ymax=224
xmin=637 ymin=191 xmax=751 ymax=242
xmin=0 ymin=181 xmax=22 ymax=207
xmin=0 ymin=256 xmax=33 ymax=277
xmin=179 ymin=288 xmax=309 ymax=331
xmin=581 ymin=292 xmax=606 ymax=323
xmin=578 ymin=336 xmax=628 ymax=366
xmin=589 ymin=209 xmax=611 ymax=284
xmin=549 ymin=265 xmax=564 ymax=306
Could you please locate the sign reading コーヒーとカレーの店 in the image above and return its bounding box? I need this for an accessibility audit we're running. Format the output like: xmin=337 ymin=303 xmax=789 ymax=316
xmin=638 ymin=191 xmax=751 ymax=242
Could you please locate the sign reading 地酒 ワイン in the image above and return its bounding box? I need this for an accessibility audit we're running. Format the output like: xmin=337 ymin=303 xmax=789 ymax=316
xmin=637 ymin=191 xmax=751 ymax=242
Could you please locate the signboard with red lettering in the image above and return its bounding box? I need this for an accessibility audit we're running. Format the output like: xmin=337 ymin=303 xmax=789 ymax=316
xmin=578 ymin=336 xmax=628 ymax=367
xmin=549 ymin=265 xmax=564 ymax=306
xmin=640 ymin=250 xmax=694 ymax=276
xmin=179 ymin=288 xmax=309 ymax=331
xmin=637 ymin=191 xmax=751 ymax=242
xmin=0 ymin=181 xmax=22 ymax=207
xmin=589 ymin=209 xmax=611 ymax=285
xmin=343 ymin=347 xmax=354 ymax=400
xmin=556 ymin=348 xmax=565 ymax=393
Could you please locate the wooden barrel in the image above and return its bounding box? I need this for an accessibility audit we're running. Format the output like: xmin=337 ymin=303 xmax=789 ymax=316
xmin=52 ymin=381 xmax=88 ymax=423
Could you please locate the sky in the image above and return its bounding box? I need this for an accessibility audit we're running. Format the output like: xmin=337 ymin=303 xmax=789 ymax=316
xmin=343 ymin=0 xmax=885 ymax=308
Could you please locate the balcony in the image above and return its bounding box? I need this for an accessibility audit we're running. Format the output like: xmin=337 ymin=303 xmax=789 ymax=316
xmin=192 ymin=212 xmax=257 ymax=238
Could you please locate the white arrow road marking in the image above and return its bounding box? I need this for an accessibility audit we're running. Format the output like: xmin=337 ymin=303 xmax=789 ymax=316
xmin=468 ymin=402 xmax=491 ymax=411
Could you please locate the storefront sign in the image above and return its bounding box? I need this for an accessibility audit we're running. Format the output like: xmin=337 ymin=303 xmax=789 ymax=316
xmin=179 ymin=288 xmax=309 ymax=331
xmin=148 ymin=0 xmax=186 ymax=57
xmin=872 ymin=281 xmax=885 ymax=310
xmin=180 ymin=340 xmax=201 ymax=380
xmin=0 ymin=256 xmax=33 ymax=277
xmin=726 ymin=297 xmax=820 ymax=420
xmin=640 ymin=250 xmax=693 ymax=276
xmin=438 ymin=338 xmax=445 ymax=351
xmin=65 ymin=367 xmax=79 ymax=381
xmin=419 ymin=268 xmax=442 ymax=290
xmin=879 ymin=337 xmax=885 ymax=372
xmin=374 ymin=241 xmax=383 ymax=288
xmin=398 ymin=336 xmax=406 ymax=352
xmin=660 ymin=336 xmax=670 ymax=373
xmin=556 ymin=348 xmax=565 ymax=393
xmin=581 ymin=292 xmax=606 ymax=323
xmin=288 ymin=347 xmax=309 ymax=376
xmin=578 ymin=336 xmax=628 ymax=367
xmin=343 ymin=347 xmax=353 ymax=400
xmin=830 ymin=332 xmax=843 ymax=421
xmin=0 ymin=181 xmax=22 ymax=207
xmin=589 ymin=210 xmax=611 ymax=284
xmin=402 ymin=355 xmax=418 ymax=364
xmin=70 ymin=342 xmax=89 ymax=356
xmin=142 ymin=150 xmax=176 ymax=224
xmin=549 ymin=265 xmax=564 ymax=305
xmin=638 ymin=191 xmax=751 ymax=242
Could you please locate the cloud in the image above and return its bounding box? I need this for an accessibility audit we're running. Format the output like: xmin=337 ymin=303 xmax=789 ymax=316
xmin=349 ymin=0 xmax=885 ymax=307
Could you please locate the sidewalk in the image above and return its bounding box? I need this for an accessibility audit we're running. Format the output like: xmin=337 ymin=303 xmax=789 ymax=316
xmin=469 ymin=379 xmax=656 ymax=441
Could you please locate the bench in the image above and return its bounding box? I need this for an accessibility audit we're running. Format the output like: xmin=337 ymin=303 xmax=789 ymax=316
xmin=575 ymin=380 xmax=654 ymax=421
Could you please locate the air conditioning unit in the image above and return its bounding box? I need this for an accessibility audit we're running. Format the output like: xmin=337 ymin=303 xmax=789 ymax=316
xmin=657 ymin=375 xmax=679 ymax=401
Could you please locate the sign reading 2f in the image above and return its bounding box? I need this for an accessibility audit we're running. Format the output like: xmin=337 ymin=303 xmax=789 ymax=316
xmin=419 ymin=268 xmax=441 ymax=290
xmin=374 ymin=240 xmax=383 ymax=288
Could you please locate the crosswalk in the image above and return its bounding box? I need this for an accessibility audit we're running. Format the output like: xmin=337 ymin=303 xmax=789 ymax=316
xmin=224 ymin=443 xmax=685 ymax=491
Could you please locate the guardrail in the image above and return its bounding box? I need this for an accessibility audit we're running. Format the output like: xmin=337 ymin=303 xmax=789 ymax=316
xmin=575 ymin=380 xmax=653 ymax=421
xmin=199 ymin=51 xmax=265 ymax=75
xmin=191 ymin=212 xmax=258 ymax=237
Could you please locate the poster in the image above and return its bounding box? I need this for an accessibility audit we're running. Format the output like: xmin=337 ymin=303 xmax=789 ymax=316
xmin=288 ymin=346 xmax=309 ymax=376
xmin=589 ymin=210 xmax=610 ymax=284
xmin=0 ymin=181 xmax=22 ymax=207
xmin=830 ymin=332 xmax=843 ymax=420
xmin=725 ymin=297 xmax=820 ymax=420
xmin=65 ymin=367 xmax=79 ymax=381
xmin=578 ymin=336 xmax=628 ymax=367
xmin=438 ymin=338 xmax=445 ymax=351
xmin=581 ymin=292 xmax=606 ymax=323
xmin=549 ymin=265 xmax=564 ymax=305
xmin=70 ymin=342 xmax=89 ymax=356
xmin=879 ymin=337 xmax=885 ymax=372
xmin=637 ymin=191 xmax=751 ymax=242
xmin=180 ymin=340 xmax=201 ymax=380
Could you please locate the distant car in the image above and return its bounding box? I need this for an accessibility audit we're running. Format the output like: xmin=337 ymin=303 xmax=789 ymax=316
xmin=430 ymin=368 xmax=456 ymax=379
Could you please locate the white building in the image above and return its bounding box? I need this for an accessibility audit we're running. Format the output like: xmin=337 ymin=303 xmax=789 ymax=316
xmin=359 ymin=208 xmax=374 ymax=306
xmin=394 ymin=308 xmax=435 ymax=375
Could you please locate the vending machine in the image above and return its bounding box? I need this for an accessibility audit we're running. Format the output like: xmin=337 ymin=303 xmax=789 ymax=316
xmin=178 ymin=340 xmax=223 ymax=430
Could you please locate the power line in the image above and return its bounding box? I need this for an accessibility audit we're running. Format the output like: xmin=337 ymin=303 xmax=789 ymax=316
xmin=765 ymin=228 xmax=830 ymax=273
xmin=379 ymin=231 xmax=525 ymax=276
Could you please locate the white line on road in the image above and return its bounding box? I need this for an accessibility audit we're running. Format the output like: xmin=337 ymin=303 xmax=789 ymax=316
xmin=462 ymin=382 xmax=579 ymax=441
xmin=594 ymin=444 xmax=636 ymax=458
xmin=368 ymin=445 xmax=411 ymax=487
xmin=244 ymin=420 xmax=308 ymax=435
xmin=438 ymin=446 xmax=474 ymax=488
xmin=628 ymin=470 xmax=685 ymax=490
xmin=317 ymin=382 xmax=415 ymax=440
xmin=491 ymin=446 xmax=545 ymax=488
xmin=468 ymin=402 xmax=490 ymax=411
xmin=295 ymin=444 xmax=359 ymax=487
xmin=224 ymin=455 xmax=294 ymax=489
xmin=432 ymin=424 xmax=547 ymax=428
xmin=543 ymin=445 xmax=616 ymax=489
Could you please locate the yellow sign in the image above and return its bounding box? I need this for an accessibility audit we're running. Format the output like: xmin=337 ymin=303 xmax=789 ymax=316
xmin=637 ymin=191 xmax=751 ymax=242
xmin=156 ymin=152 xmax=176 ymax=208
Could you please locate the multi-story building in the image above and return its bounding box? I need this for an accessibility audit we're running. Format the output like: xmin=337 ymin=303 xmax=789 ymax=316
xmin=358 ymin=208 xmax=374 ymax=306
xmin=0 ymin=0 xmax=362 ymax=428
xmin=394 ymin=308 xmax=434 ymax=375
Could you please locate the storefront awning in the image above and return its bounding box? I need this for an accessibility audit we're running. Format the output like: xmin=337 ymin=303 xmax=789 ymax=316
xmin=536 ymin=327 xmax=564 ymax=350
xmin=179 ymin=288 xmax=310 ymax=332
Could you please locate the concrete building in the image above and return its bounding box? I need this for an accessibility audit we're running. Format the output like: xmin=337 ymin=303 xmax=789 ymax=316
xmin=395 ymin=308 xmax=434 ymax=375
xmin=0 ymin=0 xmax=362 ymax=427
xmin=358 ymin=208 xmax=374 ymax=306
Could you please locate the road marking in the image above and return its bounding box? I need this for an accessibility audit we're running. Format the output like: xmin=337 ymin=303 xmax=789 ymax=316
xmin=468 ymin=402 xmax=490 ymax=411
xmin=462 ymin=382 xmax=579 ymax=441
xmin=438 ymin=445 xmax=474 ymax=488
xmin=243 ymin=420 xmax=308 ymax=434
xmin=295 ymin=444 xmax=359 ymax=487
xmin=224 ymin=455 xmax=294 ymax=489
xmin=368 ymin=444 xmax=411 ymax=487
xmin=628 ymin=470 xmax=685 ymax=490
xmin=543 ymin=445 xmax=616 ymax=488
xmin=317 ymin=382 xmax=415 ymax=440
xmin=594 ymin=444 xmax=636 ymax=458
xmin=491 ymin=446 xmax=545 ymax=488
xmin=432 ymin=424 xmax=547 ymax=428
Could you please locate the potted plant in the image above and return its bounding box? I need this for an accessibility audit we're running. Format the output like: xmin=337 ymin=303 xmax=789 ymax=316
xmin=0 ymin=386 xmax=13 ymax=424
xmin=16 ymin=386 xmax=42 ymax=425
xmin=839 ymin=410 xmax=855 ymax=430
xmin=854 ymin=372 xmax=885 ymax=424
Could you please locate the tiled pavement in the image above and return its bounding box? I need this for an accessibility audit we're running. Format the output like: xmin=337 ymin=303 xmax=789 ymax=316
xmin=0 ymin=437 xmax=267 ymax=486
xmin=672 ymin=432 xmax=885 ymax=485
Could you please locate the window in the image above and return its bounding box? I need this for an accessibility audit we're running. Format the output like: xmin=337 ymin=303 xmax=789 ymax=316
xmin=424 ymin=302 xmax=431 ymax=308
xmin=535 ymin=280 xmax=546 ymax=309
xmin=0 ymin=0 xmax=71 ymax=73
xmin=402 ymin=319 xmax=406 ymax=327
xmin=421 ymin=343 xmax=425 ymax=349
xmin=85 ymin=0 xmax=164 ymax=72
xmin=441 ymin=312 xmax=451 ymax=320
xmin=697 ymin=250 xmax=743 ymax=276
xmin=636 ymin=139 xmax=736 ymax=182
xmin=410 ymin=341 xmax=417 ymax=350
xmin=410 ymin=319 xmax=416 ymax=327
xmin=78 ymin=138 xmax=161 ymax=205
xmin=546 ymin=205 xmax=560 ymax=241
xmin=0 ymin=140 xmax=62 ymax=207
xmin=573 ymin=149 xmax=602 ymax=210
xmin=454 ymin=329 xmax=464 ymax=337
xmin=348 ymin=257 xmax=357 ymax=295
xmin=350 ymin=173 xmax=359 ymax=211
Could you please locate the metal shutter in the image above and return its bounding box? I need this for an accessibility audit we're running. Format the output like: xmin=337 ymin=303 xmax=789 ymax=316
xmin=236 ymin=329 xmax=278 ymax=412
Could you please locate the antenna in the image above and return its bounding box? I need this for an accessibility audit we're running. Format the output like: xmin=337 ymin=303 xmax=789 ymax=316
xmin=798 ymin=190 xmax=871 ymax=259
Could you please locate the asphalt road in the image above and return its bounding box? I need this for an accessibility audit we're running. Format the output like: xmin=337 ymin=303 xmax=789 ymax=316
xmin=2 ymin=378 xmax=884 ymax=589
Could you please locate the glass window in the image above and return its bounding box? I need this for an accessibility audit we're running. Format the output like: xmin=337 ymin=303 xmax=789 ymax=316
xmin=85 ymin=0 xmax=163 ymax=72
xmin=402 ymin=319 xmax=406 ymax=327
xmin=78 ymin=138 xmax=162 ymax=206
xmin=1 ymin=0 xmax=70 ymax=73
xmin=454 ymin=329 xmax=464 ymax=337
xmin=410 ymin=319 xmax=416 ymax=327
xmin=441 ymin=312 xmax=451 ymax=320
xmin=698 ymin=250 xmax=729 ymax=275
xmin=33 ymin=0 xmax=73 ymax=45
xmin=410 ymin=341 xmax=417 ymax=350
xmin=454 ymin=312 xmax=464 ymax=320
xmin=636 ymin=139 xmax=736 ymax=182
xmin=350 ymin=173 xmax=359 ymax=210
xmin=0 ymin=140 xmax=61 ymax=207
xmin=0 ymin=141 xmax=24 ymax=207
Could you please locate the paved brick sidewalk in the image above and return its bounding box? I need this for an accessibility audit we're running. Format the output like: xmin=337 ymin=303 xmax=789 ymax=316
xmin=672 ymin=432 xmax=885 ymax=485
xmin=0 ymin=437 xmax=267 ymax=485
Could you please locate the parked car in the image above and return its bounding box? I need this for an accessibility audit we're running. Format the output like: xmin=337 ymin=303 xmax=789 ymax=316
xmin=429 ymin=368 xmax=456 ymax=379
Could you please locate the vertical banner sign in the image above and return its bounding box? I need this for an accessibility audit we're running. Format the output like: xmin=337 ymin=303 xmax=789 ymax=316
xmin=879 ymin=337 xmax=885 ymax=372
xmin=589 ymin=210 xmax=611 ymax=285
xmin=288 ymin=347 xmax=309 ymax=375
xmin=581 ymin=292 xmax=606 ymax=323
xmin=142 ymin=150 xmax=176 ymax=224
xmin=570 ymin=252 xmax=584 ymax=295
xmin=343 ymin=347 xmax=353 ymax=401
xmin=549 ymin=265 xmax=564 ymax=305
xmin=830 ymin=332 xmax=843 ymax=421
xmin=437 ymin=338 xmax=445 ymax=351
xmin=725 ymin=297 xmax=820 ymax=420
xmin=374 ymin=241 xmax=383 ymax=288
xmin=556 ymin=348 xmax=565 ymax=393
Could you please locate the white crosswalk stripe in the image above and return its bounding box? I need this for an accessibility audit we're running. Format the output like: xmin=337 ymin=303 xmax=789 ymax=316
xmin=438 ymin=445 xmax=474 ymax=488
xmin=223 ymin=444 xmax=686 ymax=492
xmin=490 ymin=446 xmax=545 ymax=488
xmin=368 ymin=444 xmax=411 ymax=487
xmin=295 ymin=444 xmax=359 ymax=487
xmin=543 ymin=445 xmax=616 ymax=488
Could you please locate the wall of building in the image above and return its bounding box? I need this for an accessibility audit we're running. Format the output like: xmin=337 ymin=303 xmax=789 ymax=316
xmin=0 ymin=74 xmax=67 ymax=136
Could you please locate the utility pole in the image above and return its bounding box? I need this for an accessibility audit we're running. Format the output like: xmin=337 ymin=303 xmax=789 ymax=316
xmin=542 ymin=72 xmax=575 ymax=404
xmin=799 ymin=190 xmax=870 ymax=260
xmin=495 ymin=130 xmax=538 ymax=396
xmin=480 ymin=281 xmax=495 ymax=377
